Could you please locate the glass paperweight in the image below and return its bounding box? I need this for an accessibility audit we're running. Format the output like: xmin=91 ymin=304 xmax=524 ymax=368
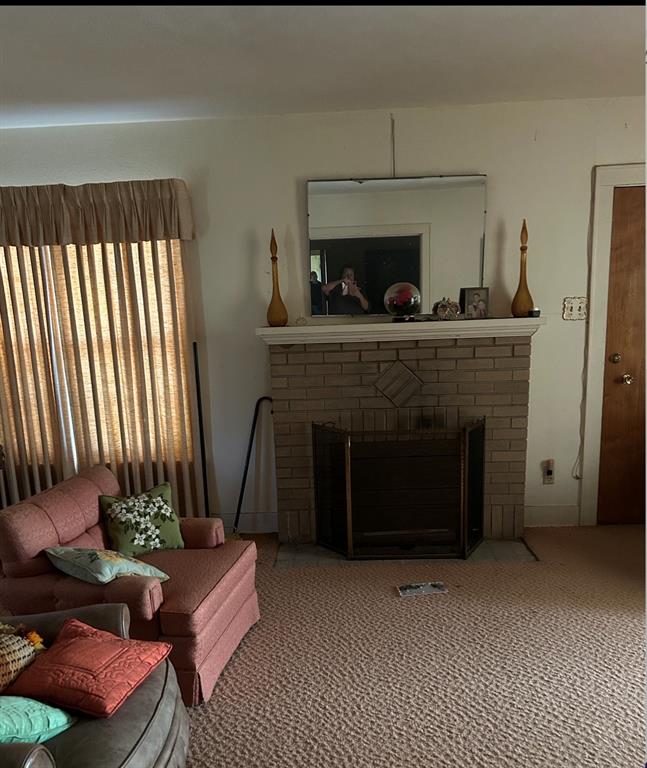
xmin=384 ymin=282 xmax=422 ymax=319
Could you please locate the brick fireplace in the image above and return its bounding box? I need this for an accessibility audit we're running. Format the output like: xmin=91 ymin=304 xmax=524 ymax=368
xmin=257 ymin=319 xmax=545 ymax=544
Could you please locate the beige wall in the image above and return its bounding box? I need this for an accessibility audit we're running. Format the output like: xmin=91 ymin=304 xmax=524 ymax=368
xmin=1 ymin=95 xmax=644 ymax=529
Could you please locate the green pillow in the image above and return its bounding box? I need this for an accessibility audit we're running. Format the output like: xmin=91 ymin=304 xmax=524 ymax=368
xmin=0 ymin=696 xmax=75 ymax=743
xmin=99 ymin=482 xmax=184 ymax=557
xmin=45 ymin=547 xmax=170 ymax=585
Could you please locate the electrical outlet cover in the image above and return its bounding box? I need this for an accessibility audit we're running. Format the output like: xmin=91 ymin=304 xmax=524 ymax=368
xmin=562 ymin=297 xmax=587 ymax=320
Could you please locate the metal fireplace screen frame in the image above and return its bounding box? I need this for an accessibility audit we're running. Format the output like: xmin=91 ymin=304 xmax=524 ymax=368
xmin=312 ymin=420 xmax=485 ymax=559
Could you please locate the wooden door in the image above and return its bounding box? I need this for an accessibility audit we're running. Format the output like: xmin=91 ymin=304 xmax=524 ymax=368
xmin=598 ymin=185 xmax=645 ymax=523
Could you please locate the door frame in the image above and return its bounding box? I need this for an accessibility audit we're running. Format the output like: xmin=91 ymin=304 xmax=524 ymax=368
xmin=309 ymin=223 xmax=432 ymax=313
xmin=580 ymin=163 xmax=645 ymax=525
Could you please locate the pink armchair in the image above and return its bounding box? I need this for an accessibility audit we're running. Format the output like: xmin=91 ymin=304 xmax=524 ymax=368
xmin=0 ymin=466 xmax=260 ymax=706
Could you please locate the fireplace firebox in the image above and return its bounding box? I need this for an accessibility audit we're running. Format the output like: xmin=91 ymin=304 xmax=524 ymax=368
xmin=312 ymin=420 xmax=485 ymax=559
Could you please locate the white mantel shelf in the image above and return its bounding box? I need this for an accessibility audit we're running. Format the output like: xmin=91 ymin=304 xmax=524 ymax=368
xmin=256 ymin=317 xmax=546 ymax=345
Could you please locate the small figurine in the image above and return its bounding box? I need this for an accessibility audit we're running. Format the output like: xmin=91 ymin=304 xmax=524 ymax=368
xmin=432 ymin=297 xmax=461 ymax=320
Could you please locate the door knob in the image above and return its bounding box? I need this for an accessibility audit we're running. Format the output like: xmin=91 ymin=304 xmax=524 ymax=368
xmin=622 ymin=373 xmax=634 ymax=385
xmin=610 ymin=352 xmax=622 ymax=363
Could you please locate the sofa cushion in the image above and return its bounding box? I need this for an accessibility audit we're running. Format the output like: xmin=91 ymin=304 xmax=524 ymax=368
xmin=140 ymin=540 xmax=257 ymax=636
xmin=162 ymin=562 xmax=257 ymax=667
xmin=0 ymin=467 xmax=120 ymax=578
xmin=45 ymin=547 xmax=170 ymax=585
xmin=100 ymin=482 xmax=185 ymax=557
xmin=6 ymin=619 xmax=171 ymax=717
xmin=0 ymin=697 xmax=76 ymax=744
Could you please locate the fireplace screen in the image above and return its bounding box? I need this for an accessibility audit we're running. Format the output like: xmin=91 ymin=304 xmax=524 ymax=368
xmin=312 ymin=420 xmax=485 ymax=559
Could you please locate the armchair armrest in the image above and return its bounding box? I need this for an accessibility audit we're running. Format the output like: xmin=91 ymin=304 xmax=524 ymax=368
xmin=0 ymin=604 xmax=131 ymax=642
xmin=103 ymin=576 xmax=163 ymax=621
xmin=0 ymin=574 xmax=163 ymax=625
xmin=0 ymin=744 xmax=55 ymax=768
xmin=180 ymin=517 xmax=225 ymax=549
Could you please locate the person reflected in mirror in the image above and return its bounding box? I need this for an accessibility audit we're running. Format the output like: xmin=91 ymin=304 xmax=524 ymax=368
xmin=322 ymin=266 xmax=369 ymax=315
xmin=468 ymin=291 xmax=488 ymax=318
xmin=310 ymin=270 xmax=324 ymax=315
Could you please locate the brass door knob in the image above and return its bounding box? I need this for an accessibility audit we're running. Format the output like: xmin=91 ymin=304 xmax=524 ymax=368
xmin=622 ymin=373 xmax=634 ymax=385
xmin=610 ymin=352 xmax=622 ymax=364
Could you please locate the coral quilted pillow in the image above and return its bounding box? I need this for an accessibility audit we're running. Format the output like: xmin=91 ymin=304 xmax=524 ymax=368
xmin=5 ymin=619 xmax=171 ymax=717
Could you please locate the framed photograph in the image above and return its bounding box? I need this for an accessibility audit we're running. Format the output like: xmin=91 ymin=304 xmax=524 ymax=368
xmin=460 ymin=287 xmax=489 ymax=319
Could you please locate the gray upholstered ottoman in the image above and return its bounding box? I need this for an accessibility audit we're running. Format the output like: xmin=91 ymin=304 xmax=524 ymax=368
xmin=0 ymin=604 xmax=189 ymax=768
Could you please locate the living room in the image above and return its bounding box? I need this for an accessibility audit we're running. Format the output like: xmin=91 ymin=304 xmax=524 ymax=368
xmin=0 ymin=6 xmax=644 ymax=768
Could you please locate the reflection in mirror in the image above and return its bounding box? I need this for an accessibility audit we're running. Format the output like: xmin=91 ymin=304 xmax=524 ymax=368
xmin=307 ymin=176 xmax=486 ymax=317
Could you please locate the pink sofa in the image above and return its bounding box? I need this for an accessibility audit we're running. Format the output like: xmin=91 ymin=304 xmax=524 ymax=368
xmin=0 ymin=465 xmax=260 ymax=706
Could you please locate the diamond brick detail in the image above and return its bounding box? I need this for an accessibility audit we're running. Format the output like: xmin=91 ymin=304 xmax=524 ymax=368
xmin=375 ymin=360 xmax=422 ymax=406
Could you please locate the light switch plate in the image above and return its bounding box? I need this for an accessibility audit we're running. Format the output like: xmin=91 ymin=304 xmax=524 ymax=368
xmin=562 ymin=297 xmax=587 ymax=320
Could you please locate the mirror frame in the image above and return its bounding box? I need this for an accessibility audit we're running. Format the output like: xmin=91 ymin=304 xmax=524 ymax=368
xmin=306 ymin=174 xmax=487 ymax=318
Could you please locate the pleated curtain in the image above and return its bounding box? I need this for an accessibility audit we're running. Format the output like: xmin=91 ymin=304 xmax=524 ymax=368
xmin=0 ymin=179 xmax=205 ymax=516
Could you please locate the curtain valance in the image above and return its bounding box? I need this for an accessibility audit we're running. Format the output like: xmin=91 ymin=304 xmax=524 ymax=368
xmin=0 ymin=178 xmax=195 ymax=247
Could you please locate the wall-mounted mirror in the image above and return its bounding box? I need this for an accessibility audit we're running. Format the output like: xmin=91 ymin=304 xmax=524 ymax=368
xmin=307 ymin=175 xmax=486 ymax=316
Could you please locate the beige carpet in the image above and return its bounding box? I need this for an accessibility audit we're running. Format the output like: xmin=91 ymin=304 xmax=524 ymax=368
xmin=188 ymin=527 xmax=644 ymax=768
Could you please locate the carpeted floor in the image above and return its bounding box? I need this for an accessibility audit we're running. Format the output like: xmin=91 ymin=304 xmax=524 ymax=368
xmin=187 ymin=527 xmax=645 ymax=768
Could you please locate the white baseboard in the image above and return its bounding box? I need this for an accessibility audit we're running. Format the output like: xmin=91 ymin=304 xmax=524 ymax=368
xmin=524 ymin=505 xmax=581 ymax=527
xmin=220 ymin=512 xmax=278 ymax=533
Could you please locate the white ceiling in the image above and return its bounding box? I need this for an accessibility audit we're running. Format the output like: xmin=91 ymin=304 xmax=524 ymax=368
xmin=0 ymin=5 xmax=644 ymax=129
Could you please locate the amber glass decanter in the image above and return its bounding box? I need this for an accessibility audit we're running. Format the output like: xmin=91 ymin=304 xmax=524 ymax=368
xmin=267 ymin=229 xmax=288 ymax=327
xmin=511 ymin=219 xmax=534 ymax=317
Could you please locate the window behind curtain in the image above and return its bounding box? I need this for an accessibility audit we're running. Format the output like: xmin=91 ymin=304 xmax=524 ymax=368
xmin=0 ymin=239 xmax=200 ymax=513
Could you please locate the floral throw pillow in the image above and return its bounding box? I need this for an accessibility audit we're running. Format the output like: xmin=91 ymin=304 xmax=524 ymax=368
xmin=100 ymin=482 xmax=184 ymax=557
xmin=45 ymin=547 xmax=170 ymax=585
